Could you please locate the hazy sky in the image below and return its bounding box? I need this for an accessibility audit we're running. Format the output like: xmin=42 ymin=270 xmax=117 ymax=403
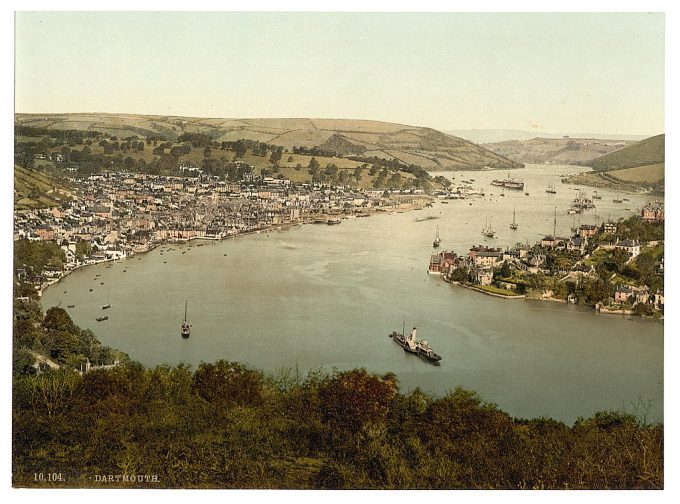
xmin=15 ymin=12 xmax=665 ymax=135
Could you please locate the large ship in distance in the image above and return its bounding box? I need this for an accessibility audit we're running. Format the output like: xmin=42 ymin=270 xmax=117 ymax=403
xmin=433 ymin=226 xmax=441 ymax=248
xmin=491 ymin=177 xmax=524 ymax=191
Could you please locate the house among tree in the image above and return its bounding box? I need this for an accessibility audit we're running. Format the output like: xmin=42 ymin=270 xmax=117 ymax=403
xmin=641 ymin=203 xmax=664 ymax=222
xmin=472 ymin=267 xmax=494 ymax=286
xmin=615 ymin=239 xmax=640 ymax=259
xmin=566 ymin=236 xmax=586 ymax=253
xmin=578 ymin=224 xmax=598 ymax=239
xmin=601 ymin=221 xmax=618 ymax=234
xmin=614 ymin=284 xmax=634 ymax=303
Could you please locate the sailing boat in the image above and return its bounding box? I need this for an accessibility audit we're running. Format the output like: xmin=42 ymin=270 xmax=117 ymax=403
xmin=181 ymin=301 xmax=191 ymax=339
xmin=432 ymin=226 xmax=441 ymax=248
xmin=89 ymin=279 xmax=93 ymax=292
xmin=593 ymin=190 xmax=602 ymax=200
xmin=482 ymin=216 xmax=496 ymax=238
xmin=510 ymin=207 xmax=518 ymax=230
xmin=102 ymin=289 xmax=111 ymax=310
xmin=570 ymin=214 xmax=578 ymax=234
xmin=546 ymin=182 xmax=557 ymax=194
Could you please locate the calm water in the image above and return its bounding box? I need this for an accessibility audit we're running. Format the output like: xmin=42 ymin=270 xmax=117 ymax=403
xmin=43 ymin=165 xmax=664 ymax=423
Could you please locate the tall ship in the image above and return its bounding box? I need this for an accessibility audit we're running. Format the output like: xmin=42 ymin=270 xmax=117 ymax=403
xmin=510 ymin=207 xmax=518 ymax=230
xmin=546 ymin=182 xmax=557 ymax=194
xmin=388 ymin=324 xmax=442 ymax=365
xmin=181 ymin=301 xmax=191 ymax=339
xmin=491 ymin=177 xmax=524 ymax=191
xmin=482 ymin=216 xmax=496 ymax=238
xmin=572 ymin=189 xmax=596 ymax=210
xmin=433 ymin=226 xmax=441 ymax=248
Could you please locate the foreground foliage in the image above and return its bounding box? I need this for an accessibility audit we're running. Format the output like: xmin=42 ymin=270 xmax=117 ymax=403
xmin=13 ymin=360 xmax=663 ymax=489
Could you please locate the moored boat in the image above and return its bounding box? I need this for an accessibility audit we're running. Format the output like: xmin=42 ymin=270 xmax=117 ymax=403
xmin=181 ymin=300 xmax=191 ymax=339
xmin=433 ymin=226 xmax=441 ymax=248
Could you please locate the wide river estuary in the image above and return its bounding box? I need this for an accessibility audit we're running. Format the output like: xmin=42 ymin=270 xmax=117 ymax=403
xmin=43 ymin=165 xmax=664 ymax=423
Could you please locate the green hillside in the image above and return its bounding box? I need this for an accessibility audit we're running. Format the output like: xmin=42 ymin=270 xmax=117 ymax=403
xmin=588 ymin=134 xmax=664 ymax=172
xmin=15 ymin=113 xmax=523 ymax=171
xmin=14 ymin=166 xmax=72 ymax=210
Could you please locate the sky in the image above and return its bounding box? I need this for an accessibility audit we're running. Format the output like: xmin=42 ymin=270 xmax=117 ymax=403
xmin=15 ymin=11 xmax=665 ymax=138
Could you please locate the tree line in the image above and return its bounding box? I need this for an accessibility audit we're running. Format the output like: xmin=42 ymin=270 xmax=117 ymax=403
xmin=12 ymin=301 xmax=663 ymax=489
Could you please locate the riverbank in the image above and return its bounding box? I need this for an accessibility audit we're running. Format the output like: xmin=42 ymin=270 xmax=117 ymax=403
xmin=562 ymin=171 xmax=663 ymax=195
xmin=444 ymin=277 xmax=525 ymax=299
xmin=39 ymin=199 xmax=431 ymax=299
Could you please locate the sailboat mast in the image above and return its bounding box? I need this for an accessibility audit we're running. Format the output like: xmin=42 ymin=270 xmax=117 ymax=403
xmin=184 ymin=300 xmax=188 ymax=322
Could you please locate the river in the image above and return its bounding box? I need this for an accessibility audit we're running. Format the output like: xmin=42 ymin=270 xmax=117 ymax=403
xmin=43 ymin=164 xmax=664 ymax=423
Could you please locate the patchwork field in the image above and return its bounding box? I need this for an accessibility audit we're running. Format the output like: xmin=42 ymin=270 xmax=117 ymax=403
xmin=16 ymin=113 xmax=522 ymax=171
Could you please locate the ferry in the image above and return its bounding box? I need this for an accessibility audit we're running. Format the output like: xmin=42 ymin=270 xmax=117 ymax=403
xmin=96 ymin=316 xmax=108 ymax=322
xmin=388 ymin=326 xmax=442 ymax=365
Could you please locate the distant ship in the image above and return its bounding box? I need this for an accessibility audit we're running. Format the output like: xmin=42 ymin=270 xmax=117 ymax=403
xmin=546 ymin=182 xmax=557 ymax=194
xmin=388 ymin=324 xmax=442 ymax=365
xmin=491 ymin=177 xmax=524 ymax=191
xmin=433 ymin=226 xmax=441 ymax=248
xmin=96 ymin=315 xmax=108 ymax=322
xmin=593 ymin=190 xmax=602 ymax=200
xmin=327 ymin=218 xmax=341 ymax=225
xmin=613 ymin=198 xmax=623 ymax=203
xmin=181 ymin=300 xmax=191 ymax=339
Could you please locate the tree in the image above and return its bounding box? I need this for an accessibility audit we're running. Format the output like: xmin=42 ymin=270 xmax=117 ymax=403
xmin=308 ymin=157 xmax=320 ymax=172
xmin=192 ymin=360 xmax=264 ymax=407
xmin=318 ymin=369 xmax=396 ymax=434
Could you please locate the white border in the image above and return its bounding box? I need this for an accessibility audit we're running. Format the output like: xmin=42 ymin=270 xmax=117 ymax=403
xmin=2 ymin=2 xmax=676 ymax=504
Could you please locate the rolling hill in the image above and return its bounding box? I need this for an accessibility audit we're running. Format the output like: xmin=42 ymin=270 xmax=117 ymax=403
xmin=14 ymin=113 xmax=522 ymax=171
xmin=482 ymin=137 xmax=637 ymax=166
xmin=563 ymin=134 xmax=664 ymax=193
xmin=586 ymin=134 xmax=664 ymax=172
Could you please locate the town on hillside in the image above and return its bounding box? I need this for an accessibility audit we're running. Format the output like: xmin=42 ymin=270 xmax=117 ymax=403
xmin=428 ymin=203 xmax=664 ymax=316
xmin=13 ymin=168 xmax=431 ymax=297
